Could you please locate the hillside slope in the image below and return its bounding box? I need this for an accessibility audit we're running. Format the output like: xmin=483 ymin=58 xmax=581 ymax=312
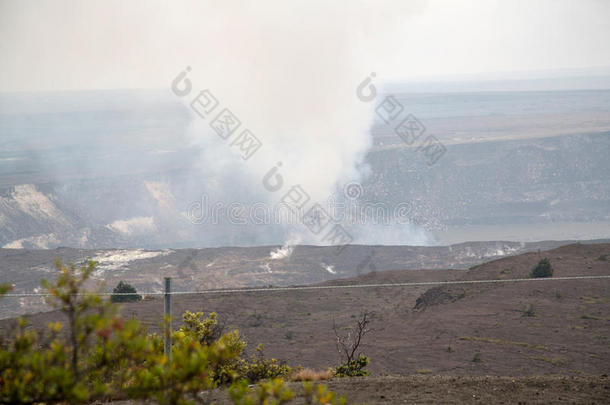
xmin=4 ymin=243 xmax=609 ymax=378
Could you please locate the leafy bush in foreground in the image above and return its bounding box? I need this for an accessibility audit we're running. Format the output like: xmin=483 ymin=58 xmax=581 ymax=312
xmin=232 ymin=344 xmax=292 ymax=383
xmin=0 ymin=259 xmax=240 ymax=405
xmin=229 ymin=379 xmax=346 ymax=405
xmin=0 ymin=259 xmax=342 ymax=405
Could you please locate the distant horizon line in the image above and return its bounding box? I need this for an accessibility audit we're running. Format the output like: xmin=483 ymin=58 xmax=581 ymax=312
xmin=2 ymin=66 xmax=610 ymax=95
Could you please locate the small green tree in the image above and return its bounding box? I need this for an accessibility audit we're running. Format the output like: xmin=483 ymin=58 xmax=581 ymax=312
xmin=1 ymin=259 xmax=157 ymax=404
xmin=111 ymin=281 xmax=142 ymax=303
xmin=0 ymin=259 xmax=244 ymax=404
xmin=530 ymin=258 xmax=553 ymax=278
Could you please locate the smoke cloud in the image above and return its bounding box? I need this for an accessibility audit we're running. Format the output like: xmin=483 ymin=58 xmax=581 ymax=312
xmin=169 ymin=1 xmax=426 ymax=246
xmin=0 ymin=1 xmax=434 ymax=249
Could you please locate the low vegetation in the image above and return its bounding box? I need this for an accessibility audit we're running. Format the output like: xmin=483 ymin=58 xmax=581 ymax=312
xmin=0 ymin=259 xmax=344 ymax=405
xmin=530 ymin=258 xmax=553 ymax=278
xmin=110 ymin=280 xmax=142 ymax=303
xmin=522 ymin=303 xmax=536 ymax=317
xmin=233 ymin=344 xmax=292 ymax=383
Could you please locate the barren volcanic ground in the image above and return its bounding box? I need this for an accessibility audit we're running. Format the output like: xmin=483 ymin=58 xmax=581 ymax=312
xmin=204 ymin=375 xmax=610 ymax=404
xmin=1 ymin=239 xmax=608 ymax=318
xmin=2 ymin=243 xmax=610 ymax=403
xmin=4 ymin=243 xmax=609 ymax=376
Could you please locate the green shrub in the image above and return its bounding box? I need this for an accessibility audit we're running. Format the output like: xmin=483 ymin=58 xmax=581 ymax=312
xmin=522 ymin=303 xmax=536 ymax=317
xmin=530 ymin=258 xmax=553 ymax=278
xmin=334 ymin=354 xmax=370 ymax=377
xmin=178 ymin=311 xmax=226 ymax=345
xmin=0 ymin=284 xmax=12 ymax=295
xmin=110 ymin=281 xmax=142 ymax=303
xmin=233 ymin=344 xmax=292 ymax=383
xmin=174 ymin=315 xmax=290 ymax=385
xmin=174 ymin=311 xmax=246 ymax=385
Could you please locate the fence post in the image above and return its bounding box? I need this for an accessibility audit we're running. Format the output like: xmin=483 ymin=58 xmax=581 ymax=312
xmin=164 ymin=277 xmax=172 ymax=363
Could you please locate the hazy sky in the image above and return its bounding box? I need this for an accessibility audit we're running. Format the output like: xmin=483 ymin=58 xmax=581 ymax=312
xmin=1 ymin=0 xmax=609 ymax=92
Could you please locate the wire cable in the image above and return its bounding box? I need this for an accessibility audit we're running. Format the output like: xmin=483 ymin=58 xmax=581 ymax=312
xmin=3 ymin=274 xmax=610 ymax=298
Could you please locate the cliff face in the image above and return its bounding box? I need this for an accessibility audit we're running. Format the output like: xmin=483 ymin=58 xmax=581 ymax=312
xmin=1 ymin=89 xmax=609 ymax=249
xmin=2 ymin=131 xmax=609 ymax=249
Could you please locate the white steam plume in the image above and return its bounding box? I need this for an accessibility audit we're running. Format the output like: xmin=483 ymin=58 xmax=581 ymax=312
xmin=172 ymin=1 xmax=425 ymax=245
xmin=269 ymin=234 xmax=301 ymax=260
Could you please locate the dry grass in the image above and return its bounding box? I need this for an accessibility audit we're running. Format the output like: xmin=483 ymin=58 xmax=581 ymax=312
xmin=291 ymin=368 xmax=333 ymax=381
